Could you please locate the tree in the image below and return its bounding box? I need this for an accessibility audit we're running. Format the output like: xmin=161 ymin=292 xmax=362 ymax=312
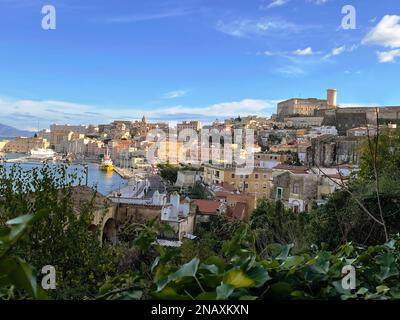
xmin=250 ymin=199 xmax=311 ymax=254
xmin=157 ymin=163 xmax=178 ymax=184
xmin=0 ymin=164 xmax=120 ymax=299
xmin=189 ymin=182 xmax=209 ymax=199
xmin=309 ymin=124 xmax=400 ymax=247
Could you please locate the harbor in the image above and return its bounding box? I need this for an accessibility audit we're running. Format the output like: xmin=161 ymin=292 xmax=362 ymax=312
xmin=0 ymin=153 xmax=128 ymax=196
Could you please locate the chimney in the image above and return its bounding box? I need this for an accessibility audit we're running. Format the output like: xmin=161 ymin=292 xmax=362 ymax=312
xmin=327 ymin=89 xmax=337 ymax=107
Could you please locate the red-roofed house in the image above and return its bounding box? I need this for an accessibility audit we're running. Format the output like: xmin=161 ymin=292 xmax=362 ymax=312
xmin=194 ymin=199 xmax=225 ymax=224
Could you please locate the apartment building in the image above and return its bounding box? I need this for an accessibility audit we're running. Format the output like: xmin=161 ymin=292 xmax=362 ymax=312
xmin=203 ymin=164 xmax=272 ymax=198
xmin=269 ymin=167 xmax=340 ymax=213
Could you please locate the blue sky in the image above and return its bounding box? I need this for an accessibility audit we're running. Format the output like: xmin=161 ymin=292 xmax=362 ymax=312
xmin=1 ymin=0 xmax=400 ymax=130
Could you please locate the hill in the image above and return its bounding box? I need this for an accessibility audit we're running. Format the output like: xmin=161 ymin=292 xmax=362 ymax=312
xmin=0 ymin=123 xmax=35 ymax=138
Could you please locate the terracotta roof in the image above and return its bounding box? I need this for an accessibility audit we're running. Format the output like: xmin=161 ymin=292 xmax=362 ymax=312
xmin=215 ymin=191 xmax=230 ymax=199
xmin=231 ymin=202 xmax=247 ymax=220
xmin=273 ymin=164 xmax=309 ymax=174
xmin=214 ymin=183 xmax=237 ymax=193
xmin=194 ymin=199 xmax=221 ymax=215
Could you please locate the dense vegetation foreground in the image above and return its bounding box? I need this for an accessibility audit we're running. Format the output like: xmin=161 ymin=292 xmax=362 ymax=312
xmin=1 ymin=129 xmax=400 ymax=300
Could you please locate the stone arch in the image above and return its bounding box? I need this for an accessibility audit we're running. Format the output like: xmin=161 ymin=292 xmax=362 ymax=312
xmin=102 ymin=218 xmax=117 ymax=244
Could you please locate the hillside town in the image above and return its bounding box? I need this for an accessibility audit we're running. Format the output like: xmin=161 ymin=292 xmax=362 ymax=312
xmin=1 ymin=88 xmax=399 ymax=244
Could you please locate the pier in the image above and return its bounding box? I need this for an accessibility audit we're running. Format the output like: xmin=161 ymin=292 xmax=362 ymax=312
xmin=113 ymin=166 xmax=136 ymax=179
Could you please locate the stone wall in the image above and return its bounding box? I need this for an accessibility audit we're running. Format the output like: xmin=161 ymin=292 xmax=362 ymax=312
xmin=307 ymin=135 xmax=363 ymax=167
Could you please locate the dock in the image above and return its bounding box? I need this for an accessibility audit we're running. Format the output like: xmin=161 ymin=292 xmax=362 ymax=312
xmin=113 ymin=166 xmax=136 ymax=179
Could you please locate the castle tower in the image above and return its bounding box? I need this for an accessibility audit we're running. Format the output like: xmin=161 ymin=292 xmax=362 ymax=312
xmin=327 ymin=89 xmax=337 ymax=108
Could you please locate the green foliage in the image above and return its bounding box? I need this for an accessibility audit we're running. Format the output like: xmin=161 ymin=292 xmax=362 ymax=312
xmin=150 ymin=222 xmax=400 ymax=300
xmin=358 ymin=127 xmax=400 ymax=182
xmin=250 ymin=200 xmax=311 ymax=254
xmin=188 ymin=182 xmax=210 ymax=200
xmin=0 ymin=211 xmax=49 ymax=300
xmin=180 ymin=237 xmax=216 ymax=262
xmin=157 ymin=163 xmax=179 ymax=184
xmin=0 ymin=164 xmax=120 ymax=299
xmin=152 ymin=252 xmax=269 ymax=300
xmin=309 ymin=128 xmax=400 ymax=247
xmin=97 ymin=272 xmax=144 ymax=300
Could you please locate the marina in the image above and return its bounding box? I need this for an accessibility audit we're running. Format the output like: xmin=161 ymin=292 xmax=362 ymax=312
xmin=0 ymin=153 xmax=127 ymax=196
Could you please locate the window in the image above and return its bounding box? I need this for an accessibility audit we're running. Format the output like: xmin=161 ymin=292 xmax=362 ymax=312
xmin=255 ymin=183 xmax=259 ymax=189
xmin=263 ymin=183 xmax=267 ymax=189
xmin=255 ymin=174 xmax=259 ymax=179
xmin=263 ymin=174 xmax=268 ymax=179
xmin=231 ymin=173 xmax=235 ymax=179
xmin=245 ymin=175 xmax=249 ymax=179
xmin=276 ymin=187 xmax=283 ymax=200
xmin=292 ymin=183 xmax=300 ymax=194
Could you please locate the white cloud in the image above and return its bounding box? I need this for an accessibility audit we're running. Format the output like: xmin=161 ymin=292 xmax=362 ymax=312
xmin=163 ymin=90 xmax=189 ymax=99
xmin=307 ymin=0 xmax=328 ymax=4
xmin=265 ymin=0 xmax=289 ymax=9
xmin=160 ymin=99 xmax=277 ymax=118
xmin=216 ymin=17 xmax=299 ymax=38
xmin=293 ymin=47 xmax=313 ymax=56
xmin=377 ymin=49 xmax=400 ymax=63
xmin=331 ymin=46 xmax=346 ymax=56
xmin=262 ymin=50 xmax=275 ymax=56
xmin=0 ymin=96 xmax=278 ymax=129
xmin=105 ymin=9 xmax=190 ymax=23
xmin=362 ymin=15 xmax=400 ymax=48
xmin=0 ymin=97 xmax=123 ymax=130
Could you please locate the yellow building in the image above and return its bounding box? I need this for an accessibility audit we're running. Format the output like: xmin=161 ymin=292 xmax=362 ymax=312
xmin=203 ymin=164 xmax=272 ymax=199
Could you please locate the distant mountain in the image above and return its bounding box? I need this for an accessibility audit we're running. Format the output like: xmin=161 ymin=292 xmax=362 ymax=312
xmin=0 ymin=123 xmax=35 ymax=138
